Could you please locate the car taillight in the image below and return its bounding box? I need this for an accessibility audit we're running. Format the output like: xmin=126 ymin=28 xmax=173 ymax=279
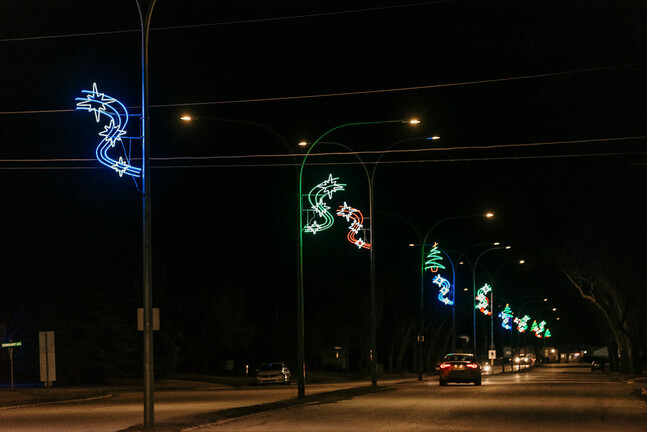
xmin=439 ymin=363 xmax=452 ymax=369
xmin=466 ymin=363 xmax=478 ymax=369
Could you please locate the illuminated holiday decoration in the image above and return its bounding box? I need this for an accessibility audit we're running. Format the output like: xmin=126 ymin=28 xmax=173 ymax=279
xmin=76 ymin=83 xmax=141 ymax=178
xmin=499 ymin=304 xmax=514 ymax=330
xmin=336 ymin=202 xmax=370 ymax=249
xmin=532 ymin=320 xmax=547 ymax=338
xmin=514 ymin=314 xmax=531 ymax=333
xmin=475 ymin=283 xmax=492 ymax=315
xmin=303 ymin=174 xmax=345 ymax=234
xmin=544 ymin=328 xmax=552 ymax=338
xmin=424 ymin=242 xmax=446 ymax=273
xmin=433 ymin=274 xmax=453 ymax=305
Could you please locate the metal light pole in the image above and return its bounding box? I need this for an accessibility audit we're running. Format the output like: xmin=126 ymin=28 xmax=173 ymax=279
xmin=136 ymin=0 xmax=157 ymax=428
xmin=297 ymin=120 xmax=408 ymax=398
xmin=386 ymin=214 xmax=492 ymax=380
xmin=471 ymin=245 xmax=510 ymax=358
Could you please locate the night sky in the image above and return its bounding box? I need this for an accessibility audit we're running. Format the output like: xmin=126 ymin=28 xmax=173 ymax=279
xmin=0 ymin=1 xmax=645 ymax=379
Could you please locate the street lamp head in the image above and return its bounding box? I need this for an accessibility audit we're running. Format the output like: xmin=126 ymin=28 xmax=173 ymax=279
xmin=493 ymin=242 xmax=500 ymax=246
xmin=180 ymin=115 xmax=193 ymax=121
xmin=408 ymin=243 xmax=415 ymax=247
xmin=405 ymin=119 xmax=421 ymax=125
xmin=543 ymin=298 xmax=548 ymax=302
xmin=427 ymin=135 xmax=441 ymax=140
xmin=552 ymin=307 xmax=557 ymax=311
xmin=519 ymin=259 xmax=526 ymax=264
xmin=298 ymin=141 xmax=308 ymax=147
xmin=505 ymin=246 xmax=511 ymax=250
xmin=485 ymin=212 xmax=495 ymax=218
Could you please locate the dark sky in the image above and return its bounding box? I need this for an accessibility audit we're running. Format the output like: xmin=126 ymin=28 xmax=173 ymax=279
xmin=0 ymin=0 xmax=646 ymax=365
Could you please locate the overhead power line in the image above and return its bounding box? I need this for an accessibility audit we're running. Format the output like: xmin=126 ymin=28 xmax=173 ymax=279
xmin=1 ymin=62 xmax=644 ymax=116
xmin=0 ymin=1 xmax=453 ymax=43
xmin=0 ymin=151 xmax=641 ymax=171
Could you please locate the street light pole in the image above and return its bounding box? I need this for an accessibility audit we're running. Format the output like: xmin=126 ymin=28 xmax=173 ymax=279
xmin=471 ymin=245 xmax=510 ymax=357
xmin=136 ymin=0 xmax=157 ymax=429
xmin=297 ymin=120 xmax=410 ymax=398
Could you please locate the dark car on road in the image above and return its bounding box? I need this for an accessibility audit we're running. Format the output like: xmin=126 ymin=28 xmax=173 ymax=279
xmin=438 ymin=353 xmax=482 ymax=386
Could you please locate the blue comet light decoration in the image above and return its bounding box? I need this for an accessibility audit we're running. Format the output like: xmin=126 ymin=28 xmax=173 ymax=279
xmin=433 ymin=274 xmax=453 ymax=305
xmin=76 ymin=83 xmax=141 ymax=178
xmin=499 ymin=304 xmax=514 ymax=330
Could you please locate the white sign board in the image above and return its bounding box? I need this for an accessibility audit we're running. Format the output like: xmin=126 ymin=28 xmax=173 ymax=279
xmin=488 ymin=349 xmax=496 ymax=360
xmin=39 ymin=331 xmax=56 ymax=384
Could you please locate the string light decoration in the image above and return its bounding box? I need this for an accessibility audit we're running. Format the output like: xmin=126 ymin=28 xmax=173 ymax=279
xmin=499 ymin=304 xmax=514 ymax=329
xmin=76 ymin=83 xmax=141 ymax=178
xmin=303 ymin=174 xmax=345 ymax=234
xmin=475 ymin=283 xmax=492 ymax=315
xmin=424 ymin=242 xmax=446 ymax=273
xmin=514 ymin=314 xmax=531 ymax=333
xmin=544 ymin=328 xmax=552 ymax=338
xmin=336 ymin=202 xmax=370 ymax=249
xmin=532 ymin=320 xmax=547 ymax=338
xmin=433 ymin=274 xmax=453 ymax=305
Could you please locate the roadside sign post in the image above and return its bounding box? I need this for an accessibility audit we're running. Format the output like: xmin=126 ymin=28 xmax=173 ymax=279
xmin=488 ymin=349 xmax=496 ymax=366
xmin=39 ymin=331 xmax=56 ymax=389
xmin=2 ymin=342 xmax=22 ymax=389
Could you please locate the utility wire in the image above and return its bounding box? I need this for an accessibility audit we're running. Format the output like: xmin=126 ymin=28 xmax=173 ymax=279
xmin=0 ymin=135 xmax=643 ymax=164
xmin=1 ymin=62 xmax=644 ymax=116
xmin=0 ymin=1 xmax=453 ymax=43
xmin=0 ymin=151 xmax=641 ymax=171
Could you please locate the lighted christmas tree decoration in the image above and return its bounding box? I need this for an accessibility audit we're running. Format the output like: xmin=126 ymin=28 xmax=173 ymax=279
xmin=475 ymin=283 xmax=492 ymax=315
xmin=424 ymin=242 xmax=446 ymax=273
xmin=533 ymin=320 xmax=547 ymax=338
xmin=514 ymin=314 xmax=531 ymax=333
xmin=336 ymin=202 xmax=371 ymax=250
xmin=499 ymin=304 xmax=514 ymax=330
xmin=303 ymin=174 xmax=345 ymax=234
xmin=544 ymin=328 xmax=552 ymax=338
xmin=433 ymin=274 xmax=453 ymax=305
xmin=76 ymin=83 xmax=141 ymax=178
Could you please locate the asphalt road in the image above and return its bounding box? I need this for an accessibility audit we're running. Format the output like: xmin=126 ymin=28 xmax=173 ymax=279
xmin=195 ymin=365 xmax=647 ymax=432
xmin=0 ymin=380 xmax=401 ymax=432
xmin=0 ymin=367 xmax=644 ymax=431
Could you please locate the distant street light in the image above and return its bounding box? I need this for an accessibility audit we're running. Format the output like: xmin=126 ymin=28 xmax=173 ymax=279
xmin=472 ymin=245 xmax=511 ymax=357
xmin=388 ymin=214 xmax=495 ymax=380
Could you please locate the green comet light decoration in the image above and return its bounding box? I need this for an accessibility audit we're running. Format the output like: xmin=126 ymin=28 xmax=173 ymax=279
xmin=424 ymin=242 xmax=446 ymax=273
xmin=303 ymin=174 xmax=346 ymax=234
xmin=475 ymin=283 xmax=492 ymax=315
xmin=514 ymin=314 xmax=531 ymax=333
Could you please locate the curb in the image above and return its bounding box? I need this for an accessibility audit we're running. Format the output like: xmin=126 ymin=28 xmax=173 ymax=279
xmin=0 ymin=393 xmax=114 ymax=410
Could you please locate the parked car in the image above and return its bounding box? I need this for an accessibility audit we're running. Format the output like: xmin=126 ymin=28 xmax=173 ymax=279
xmin=591 ymin=358 xmax=607 ymax=372
xmin=255 ymin=362 xmax=291 ymax=385
xmin=438 ymin=353 xmax=482 ymax=386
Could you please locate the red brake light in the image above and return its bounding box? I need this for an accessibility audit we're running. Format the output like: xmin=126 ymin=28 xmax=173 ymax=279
xmin=439 ymin=363 xmax=451 ymax=369
xmin=466 ymin=363 xmax=478 ymax=369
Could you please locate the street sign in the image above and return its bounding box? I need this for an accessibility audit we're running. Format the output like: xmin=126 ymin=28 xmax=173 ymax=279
xmin=488 ymin=349 xmax=497 ymax=360
xmin=1 ymin=342 xmax=21 ymax=348
xmin=39 ymin=331 xmax=56 ymax=386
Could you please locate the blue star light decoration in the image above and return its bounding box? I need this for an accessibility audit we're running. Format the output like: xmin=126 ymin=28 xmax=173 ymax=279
xmin=432 ymin=274 xmax=453 ymax=305
xmin=76 ymin=83 xmax=141 ymax=178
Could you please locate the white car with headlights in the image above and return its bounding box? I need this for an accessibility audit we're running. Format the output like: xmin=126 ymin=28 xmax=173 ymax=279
xmin=255 ymin=362 xmax=291 ymax=385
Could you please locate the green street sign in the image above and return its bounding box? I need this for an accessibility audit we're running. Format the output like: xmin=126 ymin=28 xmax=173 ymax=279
xmin=2 ymin=342 xmax=22 ymax=348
